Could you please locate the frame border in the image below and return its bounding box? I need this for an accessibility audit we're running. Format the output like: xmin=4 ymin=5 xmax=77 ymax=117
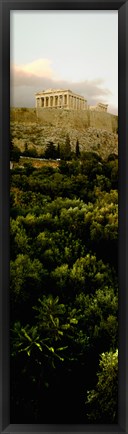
xmin=0 ymin=0 xmax=128 ymax=433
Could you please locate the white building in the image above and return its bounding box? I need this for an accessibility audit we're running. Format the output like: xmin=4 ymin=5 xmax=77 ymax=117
xmin=35 ymin=88 xmax=87 ymax=110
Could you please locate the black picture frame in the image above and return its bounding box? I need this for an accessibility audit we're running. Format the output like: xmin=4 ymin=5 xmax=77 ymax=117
xmin=0 ymin=0 xmax=128 ymax=433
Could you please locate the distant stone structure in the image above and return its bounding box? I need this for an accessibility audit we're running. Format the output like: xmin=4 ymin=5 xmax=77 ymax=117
xmin=35 ymin=88 xmax=118 ymax=133
xmin=35 ymin=88 xmax=108 ymax=112
xmin=89 ymin=102 xmax=108 ymax=112
xmin=35 ymin=88 xmax=87 ymax=110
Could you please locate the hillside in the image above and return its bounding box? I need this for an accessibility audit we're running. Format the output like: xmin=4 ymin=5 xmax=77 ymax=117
xmin=10 ymin=107 xmax=118 ymax=159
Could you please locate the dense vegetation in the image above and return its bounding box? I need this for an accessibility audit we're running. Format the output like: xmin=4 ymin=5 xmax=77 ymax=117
xmin=10 ymin=148 xmax=118 ymax=423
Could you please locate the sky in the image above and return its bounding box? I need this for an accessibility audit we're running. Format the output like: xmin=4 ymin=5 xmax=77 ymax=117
xmin=10 ymin=11 xmax=118 ymax=114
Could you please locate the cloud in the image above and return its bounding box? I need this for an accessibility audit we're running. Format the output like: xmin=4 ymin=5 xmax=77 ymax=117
xmin=20 ymin=59 xmax=54 ymax=77
xmin=10 ymin=59 xmax=117 ymax=114
xmin=11 ymin=58 xmax=59 ymax=81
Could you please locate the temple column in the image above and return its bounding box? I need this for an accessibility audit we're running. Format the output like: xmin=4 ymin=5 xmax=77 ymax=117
xmin=41 ymin=97 xmax=44 ymax=107
xmin=69 ymin=94 xmax=71 ymax=109
xmin=67 ymin=93 xmax=69 ymax=108
xmin=55 ymin=95 xmax=58 ymax=107
xmin=59 ymin=94 xmax=62 ymax=107
xmin=50 ymin=96 xmax=53 ymax=107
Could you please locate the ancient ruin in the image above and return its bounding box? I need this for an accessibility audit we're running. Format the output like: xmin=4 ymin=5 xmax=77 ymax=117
xmin=35 ymin=88 xmax=108 ymax=112
xmin=35 ymin=88 xmax=87 ymax=110
xmin=35 ymin=88 xmax=117 ymax=133
xmin=89 ymin=102 xmax=108 ymax=112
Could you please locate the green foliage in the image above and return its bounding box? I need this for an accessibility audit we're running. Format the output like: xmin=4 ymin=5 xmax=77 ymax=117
xmin=11 ymin=294 xmax=84 ymax=367
xmin=23 ymin=145 xmax=38 ymax=158
xmin=86 ymin=349 xmax=118 ymax=423
xmin=70 ymin=253 xmax=117 ymax=294
xmin=11 ymin=322 xmax=43 ymax=357
xmin=75 ymin=285 xmax=118 ymax=351
xmin=44 ymin=141 xmax=57 ymax=159
xmin=60 ymin=134 xmax=71 ymax=160
xmin=24 ymin=162 xmax=34 ymax=175
xmin=10 ymin=150 xmax=118 ymax=423
xmin=57 ymin=143 xmax=60 ymax=158
xmin=10 ymin=253 xmax=44 ymax=306
xmin=10 ymin=145 xmax=20 ymax=162
xmin=76 ymin=139 xmax=80 ymax=158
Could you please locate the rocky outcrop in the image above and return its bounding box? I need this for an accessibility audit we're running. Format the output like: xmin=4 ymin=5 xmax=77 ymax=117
xmin=10 ymin=108 xmax=118 ymax=159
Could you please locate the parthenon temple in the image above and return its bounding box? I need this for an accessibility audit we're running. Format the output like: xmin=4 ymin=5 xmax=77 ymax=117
xmin=35 ymin=88 xmax=87 ymax=110
xmin=35 ymin=88 xmax=108 ymax=112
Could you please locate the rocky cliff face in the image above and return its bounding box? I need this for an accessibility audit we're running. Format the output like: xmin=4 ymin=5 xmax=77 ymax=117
xmin=36 ymin=107 xmax=118 ymax=134
xmin=10 ymin=108 xmax=118 ymax=159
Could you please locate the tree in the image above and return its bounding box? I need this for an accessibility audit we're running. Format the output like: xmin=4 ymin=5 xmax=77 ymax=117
xmin=57 ymin=143 xmax=60 ymax=158
xmin=76 ymin=139 xmax=80 ymax=158
xmin=11 ymin=294 xmax=81 ymax=368
xmin=10 ymin=145 xmax=20 ymax=162
xmin=23 ymin=147 xmax=38 ymax=158
xmin=44 ymin=141 xmax=57 ymax=159
xmin=86 ymin=349 xmax=118 ymax=423
xmin=65 ymin=133 xmax=71 ymax=160
xmin=10 ymin=253 xmax=44 ymax=309
xmin=59 ymin=160 xmax=69 ymax=175
xmin=60 ymin=134 xmax=71 ymax=160
xmin=24 ymin=162 xmax=34 ymax=175
xmin=24 ymin=143 xmax=29 ymax=156
xmin=10 ymin=148 xmax=118 ymax=423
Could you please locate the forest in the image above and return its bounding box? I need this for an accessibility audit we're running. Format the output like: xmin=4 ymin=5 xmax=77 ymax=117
xmin=10 ymin=140 xmax=118 ymax=424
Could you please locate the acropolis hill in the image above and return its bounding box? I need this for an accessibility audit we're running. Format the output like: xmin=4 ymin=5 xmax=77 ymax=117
xmin=35 ymin=88 xmax=118 ymax=134
xmin=10 ymin=88 xmax=118 ymax=160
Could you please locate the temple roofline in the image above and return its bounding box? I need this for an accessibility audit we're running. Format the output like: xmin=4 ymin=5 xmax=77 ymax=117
xmin=35 ymin=88 xmax=108 ymax=111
